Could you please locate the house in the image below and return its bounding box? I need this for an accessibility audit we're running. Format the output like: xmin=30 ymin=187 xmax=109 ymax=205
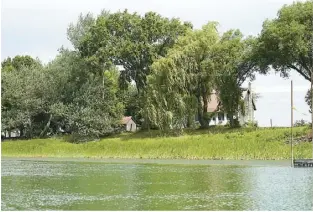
xmin=198 ymin=82 xmax=256 ymax=126
xmin=1 ymin=129 xmax=20 ymax=139
xmin=121 ymin=116 xmax=137 ymax=132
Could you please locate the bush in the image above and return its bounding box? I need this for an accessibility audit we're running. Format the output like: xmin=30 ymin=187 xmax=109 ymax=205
xmin=294 ymin=119 xmax=309 ymax=127
xmin=244 ymin=120 xmax=258 ymax=128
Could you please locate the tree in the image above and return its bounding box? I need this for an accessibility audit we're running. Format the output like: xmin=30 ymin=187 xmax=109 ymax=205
xmin=67 ymin=10 xmax=110 ymax=50
xmin=1 ymin=64 xmax=49 ymax=138
xmin=2 ymin=49 xmax=124 ymax=141
xmin=46 ymin=48 xmax=124 ymax=140
xmin=305 ymin=89 xmax=312 ymax=113
xmin=256 ymin=1 xmax=313 ymax=128
xmin=214 ymin=30 xmax=258 ymax=127
xmin=78 ymin=10 xmax=192 ymax=94
xmin=118 ymin=83 xmax=142 ymax=124
xmin=145 ymin=22 xmax=219 ymax=130
xmin=76 ymin=10 xmax=192 ymax=127
xmin=1 ymin=55 xmax=42 ymax=72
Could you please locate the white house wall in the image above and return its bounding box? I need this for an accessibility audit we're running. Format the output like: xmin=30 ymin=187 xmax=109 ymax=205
xmin=209 ymin=113 xmax=228 ymax=126
xmin=126 ymin=120 xmax=137 ymax=132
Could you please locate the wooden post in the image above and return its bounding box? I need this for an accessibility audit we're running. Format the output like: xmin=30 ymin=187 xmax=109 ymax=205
xmin=311 ymin=17 xmax=313 ymax=159
xmin=311 ymin=72 xmax=313 ymax=159
xmin=291 ymin=80 xmax=294 ymax=167
xmin=270 ymin=119 xmax=272 ymax=128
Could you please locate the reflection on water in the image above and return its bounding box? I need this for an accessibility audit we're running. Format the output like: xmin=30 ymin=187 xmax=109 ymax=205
xmin=1 ymin=159 xmax=313 ymax=210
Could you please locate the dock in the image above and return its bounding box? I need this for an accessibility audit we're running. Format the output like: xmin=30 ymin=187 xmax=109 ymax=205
xmin=293 ymin=159 xmax=313 ymax=167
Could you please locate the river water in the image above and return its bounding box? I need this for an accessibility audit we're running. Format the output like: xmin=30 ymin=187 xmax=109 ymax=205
xmin=1 ymin=158 xmax=313 ymax=210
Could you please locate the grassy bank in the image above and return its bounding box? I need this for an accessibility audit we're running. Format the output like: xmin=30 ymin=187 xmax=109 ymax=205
xmin=2 ymin=127 xmax=312 ymax=160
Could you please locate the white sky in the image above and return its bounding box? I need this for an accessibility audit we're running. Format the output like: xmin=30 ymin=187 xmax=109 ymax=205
xmin=1 ymin=0 xmax=310 ymax=126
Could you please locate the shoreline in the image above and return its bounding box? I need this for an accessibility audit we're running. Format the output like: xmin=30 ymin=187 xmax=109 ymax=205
xmin=2 ymin=127 xmax=312 ymax=162
xmin=1 ymin=156 xmax=293 ymax=167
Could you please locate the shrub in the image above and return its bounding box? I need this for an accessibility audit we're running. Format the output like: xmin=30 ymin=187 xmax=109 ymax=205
xmin=244 ymin=120 xmax=258 ymax=128
xmin=294 ymin=119 xmax=309 ymax=127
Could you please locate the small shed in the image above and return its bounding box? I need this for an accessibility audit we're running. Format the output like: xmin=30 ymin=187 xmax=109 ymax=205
xmin=121 ymin=116 xmax=137 ymax=132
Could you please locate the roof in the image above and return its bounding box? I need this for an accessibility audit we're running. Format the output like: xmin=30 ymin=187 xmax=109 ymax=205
xmin=207 ymin=88 xmax=256 ymax=113
xmin=207 ymin=91 xmax=220 ymax=113
xmin=121 ymin=116 xmax=133 ymax=124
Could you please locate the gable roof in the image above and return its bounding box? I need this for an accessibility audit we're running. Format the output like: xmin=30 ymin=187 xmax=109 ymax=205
xmin=207 ymin=88 xmax=256 ymax=113
xmin=207 ymin=91 xmax=220 ymax=113
xmin=121 ymin=116 xmax=133 ymax=125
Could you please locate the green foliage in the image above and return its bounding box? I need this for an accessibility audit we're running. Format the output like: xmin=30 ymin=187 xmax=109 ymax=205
xmin=47 ymin=49 xmax=124 ymax=141
xmin=67 ymin=13 xmax=96 ymax=49
xmin=1 ymin=64 xmax=49 ymax=137
xmin=6 ymin=2 xmax=311 ymax=144
xmin=145 ymin=23 xmax=258 ymax=130
xmin=145 ymin=22 xmax=219 ymax=130
xmin=1 ymin=55 xmax=42 ymax=72
xmin=1 ymin=49 xmax=124 ymax=141
xmin=256 ymin=0 xmax=313 ymax=128
xmin=73 ymin=10 xmax=193 ymax=129
xmin=214 ymin=30 xmax=257 ymax=127
xmin=294 ymin=119 xmax=309 ymax=127
xmin=244 ymin=120 xmax=258 ymax=128
xmin=118 ymin=84 xmax=142 ymax=125
xmin=305 ymin=89 xmax=312 ymax=113
xmin=78 ymin=10 xmax=192 ymax=93
xmin=256 ymin=1 xmax=313 ymax=79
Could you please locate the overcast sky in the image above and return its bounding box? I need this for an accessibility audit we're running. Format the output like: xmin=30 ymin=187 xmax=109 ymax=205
xmin=1 ymin=0 xmax=310 ymax=126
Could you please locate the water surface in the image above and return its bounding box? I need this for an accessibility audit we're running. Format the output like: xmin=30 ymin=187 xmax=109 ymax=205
xmin=1 ymin=158 xmax=313 ymax=210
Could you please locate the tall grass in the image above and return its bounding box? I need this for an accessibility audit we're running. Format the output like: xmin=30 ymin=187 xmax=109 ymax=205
xmin=2 ymin=127 xmax=312 ymax=160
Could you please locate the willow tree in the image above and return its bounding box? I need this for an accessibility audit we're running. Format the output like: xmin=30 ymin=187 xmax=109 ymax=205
xmin=214 ymin=30 xmax=258 ymax=127
xmin=145 ymin=22 xmax=219 ymax=130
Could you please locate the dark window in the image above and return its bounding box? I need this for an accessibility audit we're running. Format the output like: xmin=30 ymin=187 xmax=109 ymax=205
xmin=218 ymin=113 xmax=224 ymax=121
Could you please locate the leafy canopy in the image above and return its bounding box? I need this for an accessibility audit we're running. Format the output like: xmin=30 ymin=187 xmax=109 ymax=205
xmin=256 ymin=0 xmax=313 ymax=80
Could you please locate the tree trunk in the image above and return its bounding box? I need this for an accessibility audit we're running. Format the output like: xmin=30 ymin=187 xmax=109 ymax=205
xmin=197 ymin=95 xmax=205 ymax=128
xmin=201 ymin=95 xmax=209 ymax=128
xmin=102 ymin=71 xmax=105 ymax=100
xmin=19 ymin=126 xmax=24 ymax=137
xmin=197 ymin=95 xmax=209 ymax=129
xmin=229 ymin=112 xmax=234 ymax=127
xmin=186 ymin=116 xmax=192 ymax=128
xmin=39 ymin=114 xmax=53 ymax=138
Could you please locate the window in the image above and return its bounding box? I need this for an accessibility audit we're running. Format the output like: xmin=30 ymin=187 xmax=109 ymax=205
xmin=218 ymin=113 xmax=224 ymax=121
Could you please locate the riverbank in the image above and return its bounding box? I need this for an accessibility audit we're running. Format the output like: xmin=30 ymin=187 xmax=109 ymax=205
xmin=2 ymin=127 xmax=312 ymax=160
xmin=1 ymin=157 xmax=294 ymax=167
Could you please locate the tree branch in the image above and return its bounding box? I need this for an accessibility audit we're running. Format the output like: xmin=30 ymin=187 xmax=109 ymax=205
xmin=288 ymin=64 xmax=310 ymax=81
xmin=299 ymin=54 xmax=311 ymax=75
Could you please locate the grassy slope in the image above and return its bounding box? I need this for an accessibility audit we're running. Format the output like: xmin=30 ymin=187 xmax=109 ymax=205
xmin=1 ymin=127 xmax=312 ymax=160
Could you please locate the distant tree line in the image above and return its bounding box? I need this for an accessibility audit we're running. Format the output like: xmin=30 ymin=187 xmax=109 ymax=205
xmin=2 ymin=1 xmax=312 ymax=141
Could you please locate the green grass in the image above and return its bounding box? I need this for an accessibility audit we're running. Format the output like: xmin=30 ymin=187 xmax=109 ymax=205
xmin=2 ymin=127 xmax=313 ymax=160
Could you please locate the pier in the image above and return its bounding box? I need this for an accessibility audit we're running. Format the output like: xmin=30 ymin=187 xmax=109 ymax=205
xmin=293 ymin=159 xmax=313 ymax=167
